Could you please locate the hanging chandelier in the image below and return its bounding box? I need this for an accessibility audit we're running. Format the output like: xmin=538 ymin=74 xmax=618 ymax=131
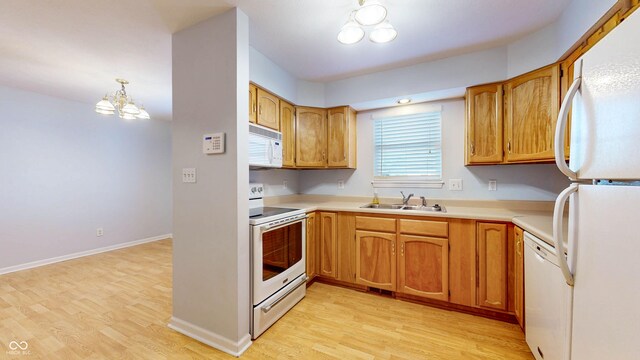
xmin=337 ymin=0 xmax=397 ymax=45
xmin=95 ymin=79 xmax=150 ymax=120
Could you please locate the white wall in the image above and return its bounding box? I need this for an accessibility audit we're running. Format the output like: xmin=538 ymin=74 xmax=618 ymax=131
xmin=172 ymin=8 xmax=251 ymax=354
xmin=0 ymin=85 xmax=172 ymax=270
xmin=250 ymin=169 xmax=299 ymax=196
xmin=299 ymin=99 xmax=569 ymax=201
xmin=324 ymin=47 xmax=508 ymax=108
xmin=249 ymin=46 xmax=298 ymax=102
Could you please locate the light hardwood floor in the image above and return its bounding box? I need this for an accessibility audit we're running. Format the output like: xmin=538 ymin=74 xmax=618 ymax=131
xmin=0 ymin=239 xmax=533 ymax=359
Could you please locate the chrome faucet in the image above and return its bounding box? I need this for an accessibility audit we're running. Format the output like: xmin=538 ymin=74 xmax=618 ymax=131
xmin=420 ymin=196 xmax=428 ymax=207
xmin=400 ymin=191 xmax=414 ymax=205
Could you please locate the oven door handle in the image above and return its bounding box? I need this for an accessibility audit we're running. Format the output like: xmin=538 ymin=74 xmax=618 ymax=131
xmin=261 ymin=275 xmax=308 ymax=313
xmin=259 ymin=215 xmax=308 ymax=231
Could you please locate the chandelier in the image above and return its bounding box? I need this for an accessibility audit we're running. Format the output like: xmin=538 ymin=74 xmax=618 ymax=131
xmin=338 ymin=0 xmax=397 ymax=45
xmin=95 ymin=79 xmax=150 ymax=120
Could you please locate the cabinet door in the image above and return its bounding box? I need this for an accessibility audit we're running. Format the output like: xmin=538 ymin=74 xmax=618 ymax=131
xmin=295 ymin=107 xmax=327 ymax=167
xmin=306 ymin=213 xmax=317 ymax=280
xmin=320 ymin=212 xmax=337 ymax=278
xmin=337 ymin=213 xmax=357 ymax=284
xmin=355 ymin=230 xmax=396 ymax=291
xmin=398 ymin=235 xmax=449 ymax=301
xmin=249 ymin=84 xmax=257 ymax=123
xmin=514 ymin=226 xmax=525 ymax=329
xmin=465 ymin=83 xmax=504 ymax=164
xmin=257 ymin=89 xmax=280 ymax=130
xmin=504 ymin=64 xmax=560 ymax=162
xmin=327 ymin=106 xmax=356 ymax=168
xmin=477 ymin=222 xmax=508 ymax=311
xmin=280 ymin=100 xmax=296 ymax=168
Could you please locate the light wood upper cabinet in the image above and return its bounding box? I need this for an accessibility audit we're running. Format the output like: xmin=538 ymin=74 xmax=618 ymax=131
xmin=355 ymin=230 xmax=396 ymax=291
xmin=295 ymin=107 xmax=327 ymax=167
xmin=477 ymin=222 xmax=508 ymax=311
xmin=514 ymin=226 xmax=525 ymax=330
xmin=280 ymin=100 xmax=296 ymax=168
xmin=465 ymin=83 xmax=504 ymax=164
xmin=306 ymin=212 xmax=317 ymax=280
xmin=327 ymin=106 xmax=357 ymax=168
xmin=320 ymin=212 xmax=337 ymax=279
xmin=504 ymin=64 xmax=560 ymax=162
xmin=256 ymin=88 xmax=280 ymax=130
xmin=398 ymin=235 xmax=449 ymax=301
xmin=249 ymin=84 xmax=257 ymax=123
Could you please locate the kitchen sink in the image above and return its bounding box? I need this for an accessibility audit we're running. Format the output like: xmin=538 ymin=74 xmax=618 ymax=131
xmin=360 ymin=203 xmax=446 ymax=213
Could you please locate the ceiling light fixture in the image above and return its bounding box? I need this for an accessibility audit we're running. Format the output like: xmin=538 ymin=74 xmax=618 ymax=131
xmin=338 ymin=1 xmax=396 ymax=45
xmin=337 ymin=12 xmax=365 ymax=45
xmin=95 ymin=79 xmax=150 ymax=120
xmin=354 ymin=0 xmax=387 ymax=26
xmin=397 ymin=98 xmax=411 ymax=105
xmin=370 ymin=21 xmax=398 ymax=43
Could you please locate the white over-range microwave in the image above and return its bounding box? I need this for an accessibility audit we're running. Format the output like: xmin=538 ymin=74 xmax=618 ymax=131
xmin=249 ymin=123 xmax=282 ymax=168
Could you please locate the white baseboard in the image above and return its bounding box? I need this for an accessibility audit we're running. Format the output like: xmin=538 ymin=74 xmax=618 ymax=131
xmin=0 ymin=233 xmax=172 ymax=275
xmin=168 ymin=317 xmax=252 ymax=357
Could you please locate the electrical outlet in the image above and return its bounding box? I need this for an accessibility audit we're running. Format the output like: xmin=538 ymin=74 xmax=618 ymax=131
xmin=96 ymin=228 xmax=104 ymax=237
xmin=449 ymin=179 xmax=463 ymax=191
xmin=283 ymin=180 xmax=288 ymax=189
xmin=182 ymin=168 xmax=196 ymax=183
xmin=488 ymin=180 xmax=497 ymax=191
xmin=338 ymin=180 xmax=345 ymax=189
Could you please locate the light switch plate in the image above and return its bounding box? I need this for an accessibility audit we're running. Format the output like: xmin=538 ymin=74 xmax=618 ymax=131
xmin=488 ymin=180 xmax=497 ymax=191
xmin=449 ymin=179 xmax=463 ymax=191
xmin=182 ymin=168 xmax=197 ymax=183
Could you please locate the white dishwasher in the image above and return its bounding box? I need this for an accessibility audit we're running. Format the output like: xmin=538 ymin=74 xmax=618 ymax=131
xmin=524 ymin=232 xmax=573 ymax=360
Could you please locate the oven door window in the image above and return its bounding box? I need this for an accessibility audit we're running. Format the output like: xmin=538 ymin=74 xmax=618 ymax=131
xmin=262 ymin=221 xmax=302 ymax=281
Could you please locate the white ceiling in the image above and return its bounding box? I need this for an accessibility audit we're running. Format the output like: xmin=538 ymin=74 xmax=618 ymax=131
xmin=0 ymin=0 xmax=572 ymax=120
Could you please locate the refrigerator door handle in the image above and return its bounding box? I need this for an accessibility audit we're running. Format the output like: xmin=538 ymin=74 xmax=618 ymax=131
xmin=553 ymin=183 xmax=577 ymax=286
xmin=554 ymin=75 xmax=581 ymax=181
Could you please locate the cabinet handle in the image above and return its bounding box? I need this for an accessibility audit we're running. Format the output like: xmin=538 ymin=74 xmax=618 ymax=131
xmin=322 ymin=150 xmax=326 ymax=160
xmin=253 ymin=103 xmax=257 ymax=113
xmin=401 ymin=243 xmax=404 ymax=256
xmin=259 ymin=104 xmax=262 ymax=115
xmin=507 ymin=141 xmax=511 ymax=153
xmin=392 ymin=242 xmax=395 ymax=255
xmin=470 ymin=142 xmax=475 ymax=155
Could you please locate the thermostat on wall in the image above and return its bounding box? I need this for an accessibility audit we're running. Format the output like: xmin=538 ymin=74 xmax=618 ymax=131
xmin=203 ymin=133 xmax=225 ymax=154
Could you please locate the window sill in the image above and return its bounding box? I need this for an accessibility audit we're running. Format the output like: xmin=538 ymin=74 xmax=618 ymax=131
xmin=372 ymin=180 xmax=445 ymax=189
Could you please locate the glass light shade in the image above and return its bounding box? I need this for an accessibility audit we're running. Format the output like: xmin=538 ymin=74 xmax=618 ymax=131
xmin=337 ymin=20 xmax=365 ymax=45
xmin=120 ymin=112 xmax=136 ymax=120
xmin=96 ymin=108 xmax=115 ymax=115
xmin=370 ymin=21 xmax=397 ymax=43
xmin=397 ymin=98 xmax=411 ymax=104
xmin=135 ymin=107 xmax=150 ymax=119
xmin=122 ymin=101 xmax=140 ymax=115
xmin=354 ymin=2 xmax=387 ymax=26
xmin=95 ymin=96 xmax=115 ymax=112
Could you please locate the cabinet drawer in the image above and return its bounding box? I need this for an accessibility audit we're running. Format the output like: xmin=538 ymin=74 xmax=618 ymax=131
xmin=399 ymin=219 xmax=448 ymax=238
xmin=355 ymin=216 xmax=396 ymax=233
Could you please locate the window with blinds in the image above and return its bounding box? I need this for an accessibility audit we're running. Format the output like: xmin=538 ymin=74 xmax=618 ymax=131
xmin=373 ymin=111 xmax=443 ymax=187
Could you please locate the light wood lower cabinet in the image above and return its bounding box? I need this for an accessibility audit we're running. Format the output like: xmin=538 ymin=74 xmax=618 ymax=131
xmin=448 ymin=219 xmax=476 ymax=307
xmin=319 ymin=212 xmax=337 ymax=278
xmin=355 ymin=230 xmax=396 ymax=291
xmin=477 ymin=222 xmax=508 ymax=311
xmin=514 ymin=226 xmax=525 ymax=329
xmin=306 ymin=212 xmax=317 ymax=280
xmin=337 ymin=213 xmax=357 ymax=283
xmin=398 ymin=235 xmax=448 ymax=301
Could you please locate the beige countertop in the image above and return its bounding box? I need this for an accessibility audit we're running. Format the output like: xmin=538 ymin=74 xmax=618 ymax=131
xmin=265 ymin=195 xmax=566 ymax=247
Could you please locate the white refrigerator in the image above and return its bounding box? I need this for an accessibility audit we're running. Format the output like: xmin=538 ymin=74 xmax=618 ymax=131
xmin=551 ymin=9 xmax=640 ymax=360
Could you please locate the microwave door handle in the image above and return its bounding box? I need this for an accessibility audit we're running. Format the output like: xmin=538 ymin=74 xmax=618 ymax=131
xmin=553 ymin=183 xmax=577 ymax=286
xmin=555 ymin=73 xmax=581 ymax=180
xmin=268 ymin=141 xmax=274 ymax=165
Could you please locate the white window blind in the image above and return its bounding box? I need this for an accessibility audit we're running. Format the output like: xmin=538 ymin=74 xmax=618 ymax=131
xmin=373 ymin=111 xmax=443 ymax=188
